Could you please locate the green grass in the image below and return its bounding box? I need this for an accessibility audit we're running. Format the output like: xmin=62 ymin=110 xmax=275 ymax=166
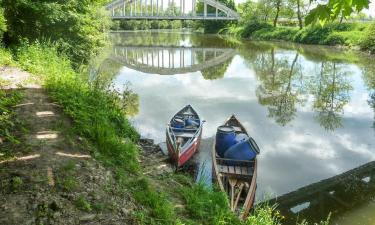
xmin=180 ymin=183 xmax=240 ymax=225
xmin=0 ymin=89 xmax=23 ymax=145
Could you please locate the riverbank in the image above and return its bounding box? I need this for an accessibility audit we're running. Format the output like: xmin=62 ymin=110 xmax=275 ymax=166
xmin=221 ymin=21 xmax=375 ymax=54
xmin=1 ymin=43 xmax=300 ymax=224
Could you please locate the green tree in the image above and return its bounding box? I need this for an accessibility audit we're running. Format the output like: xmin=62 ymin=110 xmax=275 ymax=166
xmin=273 ymin=0 xmax=283 ymax=27
xmin=305 ymin=0 xmax=370 ymax=25
xmin=1 ymin=0 xmax=111 ymax=66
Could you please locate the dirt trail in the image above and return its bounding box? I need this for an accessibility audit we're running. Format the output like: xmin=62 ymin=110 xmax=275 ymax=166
xmin=0 ymin=67 xmax=136 ymax=225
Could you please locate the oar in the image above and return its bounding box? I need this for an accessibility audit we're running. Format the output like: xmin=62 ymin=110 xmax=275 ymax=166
xmin=229 ymin=178 xmax=237 ymax=211
xmin=233 ymin=182 xmax=244 ymax=211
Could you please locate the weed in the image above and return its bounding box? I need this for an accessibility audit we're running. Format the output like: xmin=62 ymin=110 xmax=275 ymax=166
xmin=10 ymin=176 xmax=23 ymax=190
xmin=75 ymin=196 xmax=92 ymax=212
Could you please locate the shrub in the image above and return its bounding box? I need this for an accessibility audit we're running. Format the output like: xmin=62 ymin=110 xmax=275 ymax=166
xmin=324 ymin=31 xmax=363 ymax=46
xmin=241 ymin=20 xmax=273 ymax=38
xmin=252 ymin=27 xmax=299 ymax=41
xmin=294 ymin=24 xmax=333 ymax=44
xmin=361 ymin=21 xmax=375 ymax=53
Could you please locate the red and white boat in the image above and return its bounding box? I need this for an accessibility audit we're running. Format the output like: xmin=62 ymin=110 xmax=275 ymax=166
xmin=166 ymin=105 xmax=204 ymax=167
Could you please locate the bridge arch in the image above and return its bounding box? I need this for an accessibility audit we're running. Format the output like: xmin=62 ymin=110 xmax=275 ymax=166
xmin=106 ymin=0 xmax=240 ymax=20
xmin=111 ymin=45 xmax=236 ymax=75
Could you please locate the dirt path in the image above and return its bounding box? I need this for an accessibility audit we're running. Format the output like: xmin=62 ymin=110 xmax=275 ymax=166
xmin=0 ymin=67 xmax=136 ymax=225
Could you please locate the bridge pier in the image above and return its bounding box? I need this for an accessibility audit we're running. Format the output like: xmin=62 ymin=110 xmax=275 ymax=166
xmin=204 ymin=3 xmax=207 ymax=17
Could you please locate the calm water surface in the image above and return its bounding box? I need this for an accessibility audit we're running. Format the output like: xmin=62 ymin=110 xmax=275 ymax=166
xmin=99 ymin=31 xmax=375 ymax=224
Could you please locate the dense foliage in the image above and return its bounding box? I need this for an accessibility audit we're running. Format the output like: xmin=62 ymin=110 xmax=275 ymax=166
xmin=361 ymin=21 xmax=375 ymax=53
xmin=0 ymin=7 xmax=5 ymax=39
xmin=306 ymin=0 xmax=370 ymax=25
xmin=0 ymin=0 xmax=111 ymax=66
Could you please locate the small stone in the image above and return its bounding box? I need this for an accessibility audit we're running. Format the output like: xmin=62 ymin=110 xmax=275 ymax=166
xmin=121 ymin=208 xmax=129 ymax=215
xmin=80 ymin=214 xmax=96 ymax=221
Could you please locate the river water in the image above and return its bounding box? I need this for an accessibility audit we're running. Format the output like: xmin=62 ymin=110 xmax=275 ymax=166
xmin=98 ymin=30 xmax=375 ymax=224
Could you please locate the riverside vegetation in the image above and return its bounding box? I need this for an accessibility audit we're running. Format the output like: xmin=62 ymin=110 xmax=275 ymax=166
xmin=0 ymin=0 xmax=335 ymax=224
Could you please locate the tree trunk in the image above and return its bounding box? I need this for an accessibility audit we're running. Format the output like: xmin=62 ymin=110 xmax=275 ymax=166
xmin=273 ymin=0 xmax=281 ymax=27
xmin=297 ymin=0 xmax=303 ymax=29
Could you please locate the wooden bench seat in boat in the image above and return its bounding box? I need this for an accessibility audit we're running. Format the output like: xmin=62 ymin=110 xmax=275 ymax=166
xmin=173 ymin=131 xmax=197 ymax=138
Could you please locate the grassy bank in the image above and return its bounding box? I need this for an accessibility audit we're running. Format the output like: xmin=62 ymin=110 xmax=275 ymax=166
xmin=222 ymin=21 xmax=375 ymax=53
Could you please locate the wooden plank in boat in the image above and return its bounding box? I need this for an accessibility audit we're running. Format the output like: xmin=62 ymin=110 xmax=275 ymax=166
xmin=174 ymin=132 xmax=196 ymax=138
xmin=217 ymin=165 xmax=253 ymax=176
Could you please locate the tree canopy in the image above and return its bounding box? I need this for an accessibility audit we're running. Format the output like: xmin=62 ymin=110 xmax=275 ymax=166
xmin=0 ymin=0 xmax=111 ymax=66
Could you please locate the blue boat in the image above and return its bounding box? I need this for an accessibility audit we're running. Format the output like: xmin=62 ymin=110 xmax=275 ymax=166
xmin=212 ymin=115 xmax=260 ymax=220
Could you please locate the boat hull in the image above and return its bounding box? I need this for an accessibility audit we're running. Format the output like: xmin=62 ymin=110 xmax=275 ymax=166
xmin=167 ymin=129 xmax=202 ymax=167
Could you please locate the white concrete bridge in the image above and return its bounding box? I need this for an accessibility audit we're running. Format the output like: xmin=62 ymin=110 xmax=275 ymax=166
xmin=106 ymin=0 xmax=240 ymax=20
xmin=111 ymin=45 xmax=236 ymax=74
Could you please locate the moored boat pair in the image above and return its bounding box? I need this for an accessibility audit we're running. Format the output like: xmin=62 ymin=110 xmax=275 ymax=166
xmin=166 ymin=105 xmax=260 ymax=219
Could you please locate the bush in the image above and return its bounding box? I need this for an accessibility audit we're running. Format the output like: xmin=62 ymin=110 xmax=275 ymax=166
xmin=241 ymin=21 xmax=273 ymax=38
xmin=361 ymin=21 xmax=375 ymax=53
xmin=252 ymin=27 xmax=299 ymax=41
xmin=324 ymin=31 xmax=363 ymax=46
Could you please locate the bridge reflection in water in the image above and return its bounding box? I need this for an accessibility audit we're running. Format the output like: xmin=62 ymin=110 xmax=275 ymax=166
xmin=111 ymin=45 xmax=236 ymax=75
xmin=266 ymin=161 xmax=375 ymax=224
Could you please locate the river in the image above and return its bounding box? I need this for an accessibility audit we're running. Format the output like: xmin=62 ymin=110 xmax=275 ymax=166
xmin=97 ymin=30 xmax=375 ymax=224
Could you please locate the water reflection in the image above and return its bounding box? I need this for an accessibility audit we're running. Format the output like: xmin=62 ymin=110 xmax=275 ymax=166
xmin=267 ymin=160 xmax=375 ymax=225
xmin=111 ymin=45 xmax=235 ymax=76
xmin=97 ymin=31 xmax=375 ymax=224
xmin=254 ymin=50 xmax=303 ymax=126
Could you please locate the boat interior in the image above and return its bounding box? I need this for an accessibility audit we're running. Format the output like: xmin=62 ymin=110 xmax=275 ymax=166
xmin=170 ymin=107 xmax=201 ymax=150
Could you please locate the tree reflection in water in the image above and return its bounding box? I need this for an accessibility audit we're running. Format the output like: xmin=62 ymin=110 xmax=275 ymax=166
xmin=255 ymin=48 xmax=305 ymax=126
xmin=311 ymin=62 xmax=352 ymax=131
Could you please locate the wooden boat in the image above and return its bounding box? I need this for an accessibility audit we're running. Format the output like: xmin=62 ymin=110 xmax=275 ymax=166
xmin=212 ymin=115 xmax=260 ymax=220
xmin=166 ymin=105 xmax=204 ymax=167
